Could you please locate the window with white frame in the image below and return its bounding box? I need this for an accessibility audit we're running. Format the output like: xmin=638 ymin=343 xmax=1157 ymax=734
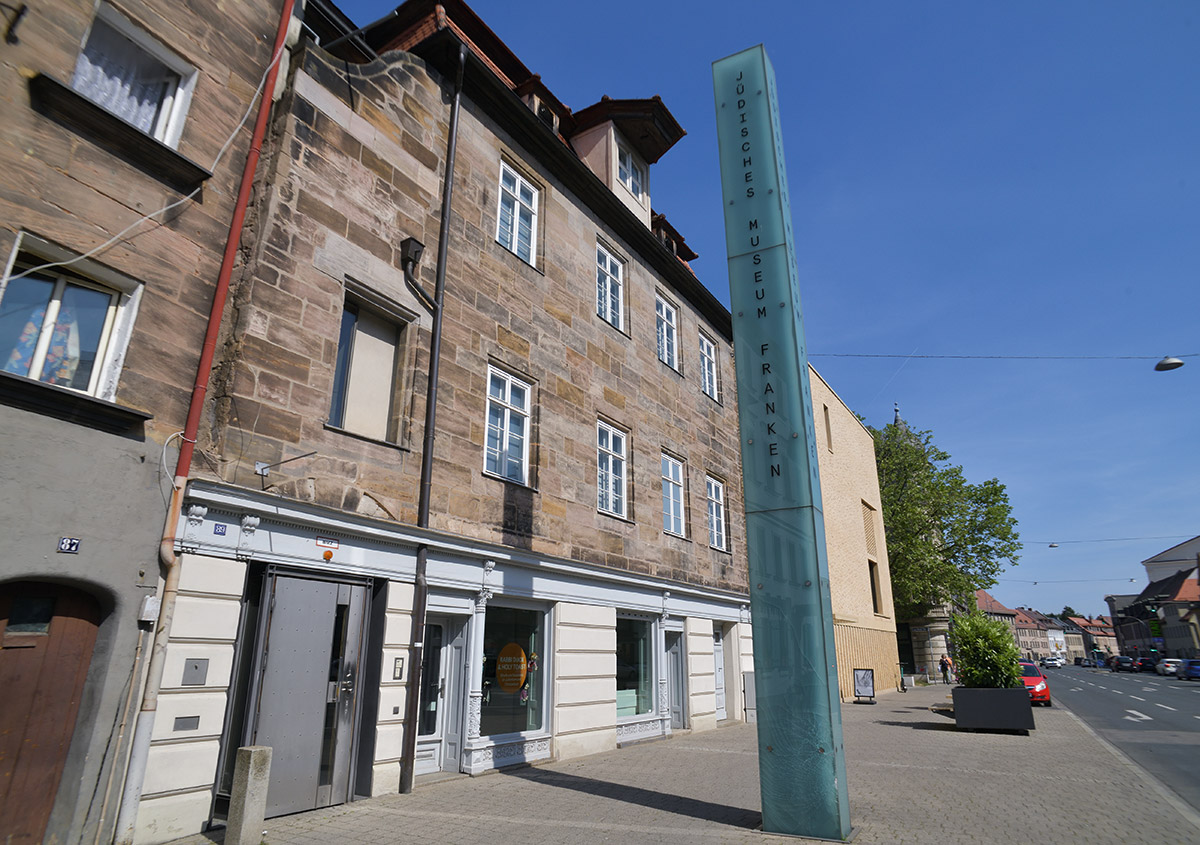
xmin=485 ymin=366 xmax=531 ymax=484
xmin=617 ymin=146 xmax=644 ymax=200
xmin=597 ymin=420 xmax=627 ymax=518
xmin=595 ymin=243 xmax=623 ymax=330
xmin=329 ymin=295 xmax=410 ymax=443
xmin=705 ymin=475 xmax=727 ymax=551
xmin=496 ymin=162 xmax=538 ymax=265
xmin=655 ymin=295 xmax=678 ymax=370
xmin=661 ymin=453 xmax=685 ymax=537
xmin=1 ymin=245 xmax=139 ymax=399
xmin=698 ymin=332 xmax=719 ymax=401
xmin=616 ymin=616 xmax=654 ymax=717
xmin=70 ymin=5 xmax=197 ymax=147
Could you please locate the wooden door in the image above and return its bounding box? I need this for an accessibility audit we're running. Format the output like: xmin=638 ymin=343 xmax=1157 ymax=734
xmin=0 ymin=582 xmax=101 ymax=844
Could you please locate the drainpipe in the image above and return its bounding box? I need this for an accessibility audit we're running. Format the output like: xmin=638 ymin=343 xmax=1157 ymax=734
xmin=112 ymin=0 xmax=296 ymax=840
xmin=398 ymin=40 xmax=467 ymax=796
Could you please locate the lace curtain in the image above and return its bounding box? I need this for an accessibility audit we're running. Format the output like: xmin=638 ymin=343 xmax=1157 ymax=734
xmin=71 ymin=18 xmax=178 ymax=136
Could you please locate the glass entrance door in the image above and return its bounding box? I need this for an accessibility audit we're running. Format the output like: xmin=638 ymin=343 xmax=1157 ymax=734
xmin=415 ymin=615 xmax=466 ymax=774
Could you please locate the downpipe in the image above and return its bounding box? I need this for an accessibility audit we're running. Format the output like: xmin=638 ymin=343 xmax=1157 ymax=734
xmin=398 ymin=40 xmax=467 ymax=795
xmin=111 ymin=0 xmax=296 ymax=839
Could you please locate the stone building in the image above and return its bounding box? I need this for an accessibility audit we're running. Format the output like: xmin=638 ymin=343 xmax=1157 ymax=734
xmin=1012 ymin=608 xmax=1049 ymax=661
xmin=0 ymin=1 xmax=284 ymax=843
xmin=2 ymin=0 xmax=898 ymax=842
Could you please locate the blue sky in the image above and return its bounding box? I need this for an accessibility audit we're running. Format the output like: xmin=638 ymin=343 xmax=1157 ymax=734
xmin=343 ymin=1 xmax=1198 ymax=617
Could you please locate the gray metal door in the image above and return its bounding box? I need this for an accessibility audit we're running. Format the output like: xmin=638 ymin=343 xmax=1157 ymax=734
xmin=416 ymin=615 xmax=466 ymax=772
xmin=713 ymin=628 xmax=727 ymax=721
xmin=247 ymin=572 xmax=368 ymax=817
xmin=666 ymin=631 xmax=686 ymax=730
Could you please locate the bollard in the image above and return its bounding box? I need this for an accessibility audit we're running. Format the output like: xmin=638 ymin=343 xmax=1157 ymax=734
xmin=226 ymin=746 xmax=271 ymax=845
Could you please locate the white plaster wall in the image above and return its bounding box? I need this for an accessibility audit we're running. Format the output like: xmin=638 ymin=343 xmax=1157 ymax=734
xmin=685 ymin=617 xmax=718 ymax=732
xmin=374 ymin=580 xmax=413 ymax=771
xmin=136 ymin=554 xmax=244 ymax=844
xmin=553 ymin=602 xmax=617 ymax=760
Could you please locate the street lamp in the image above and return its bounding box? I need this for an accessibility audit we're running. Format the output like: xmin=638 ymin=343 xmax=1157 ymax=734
xmin=1154 ymin=356 xmax=1185 ymax=372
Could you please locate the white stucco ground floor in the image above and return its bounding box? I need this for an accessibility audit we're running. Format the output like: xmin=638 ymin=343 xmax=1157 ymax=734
xmin=131 ymin=482 xmax=755 ymax=844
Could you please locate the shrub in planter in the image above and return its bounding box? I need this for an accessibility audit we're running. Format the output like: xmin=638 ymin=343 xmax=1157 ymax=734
xmin=949 ymin=610 xmax=1033 ymax=731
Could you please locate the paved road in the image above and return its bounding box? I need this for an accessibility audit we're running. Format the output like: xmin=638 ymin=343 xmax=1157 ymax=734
xmin=1050 ymin=664 xmax=1200 ymax=811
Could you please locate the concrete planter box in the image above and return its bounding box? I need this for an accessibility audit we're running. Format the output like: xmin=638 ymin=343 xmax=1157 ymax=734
xmin=952 ymin=687 xmax=1035 ymax=732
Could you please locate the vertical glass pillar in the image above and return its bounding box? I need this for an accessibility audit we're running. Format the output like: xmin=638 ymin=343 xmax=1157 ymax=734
xmin=712 ymin=45 xmax=851 ymax=840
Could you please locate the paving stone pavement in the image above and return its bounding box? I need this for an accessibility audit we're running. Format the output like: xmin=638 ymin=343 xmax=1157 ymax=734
xmin=169 ymin=683 xmax=1200 ymax=845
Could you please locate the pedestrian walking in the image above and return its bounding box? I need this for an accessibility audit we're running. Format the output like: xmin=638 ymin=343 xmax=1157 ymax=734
xmin=939 ymin=655 xmax=951 ymax=685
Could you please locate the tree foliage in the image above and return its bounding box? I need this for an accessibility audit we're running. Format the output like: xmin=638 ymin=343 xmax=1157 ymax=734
xmin=871 ymin=418 xmax=1021 ymax=619
xmin=950 ymin=610 xmax=1023 ymax=689
xmin=1058 ymin=605 xmax=1079 ymax=621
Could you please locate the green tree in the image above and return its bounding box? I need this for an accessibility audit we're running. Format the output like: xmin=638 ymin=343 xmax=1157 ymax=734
xmin=871 ymin=418 xmax=1021 ymax=619
xmin=1058 ymin=605 xmax=1079 ymax=620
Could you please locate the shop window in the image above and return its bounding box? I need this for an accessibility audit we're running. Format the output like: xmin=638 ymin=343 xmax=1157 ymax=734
xmin=616 ymin=616 xmax=653 ymax=718
xmin=70 ymin=5 xmax=197 ymax=147
xmin=480 ymin=605 xmax=544 ymax=736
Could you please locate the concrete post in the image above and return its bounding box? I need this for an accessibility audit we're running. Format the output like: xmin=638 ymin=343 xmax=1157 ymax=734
xmin=225 ymin=746 xmax=272 ymax=845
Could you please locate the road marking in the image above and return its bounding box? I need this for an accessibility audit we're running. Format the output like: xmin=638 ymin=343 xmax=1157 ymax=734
xmin=1142 ymin=687 xmax=1156 ymax=692
xmin=1154 ymin=703 xmax=1177 ymax=712
xmin=1112 ymin=690 xmax=1123 ymax=695
xmin=1129 ymin=695 xmax=1145 ymax=701
xmin=1070 ymin=687 xmax=1083 ymax=692
xmin=1124 ymin=710 xmax=1152 ymax=722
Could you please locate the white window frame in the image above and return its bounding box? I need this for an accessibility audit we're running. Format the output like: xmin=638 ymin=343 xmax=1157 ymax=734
xmin=595 ymin=243 xmax=623 ymax=330
xmin=484 ymin=365 xmax=532 ymax=485
xmin=661 ymin=453 xmax=686 ymax=537
xmin=596 ymin=420 xmax=627 ymax=518
xmin=617 ymin=145 xmax=645 ymax=200
xmin=0 ymin=234 xmax=141 ymax=401
xmin=655 ymin=295 xmax=678 ymax=370
xmin=698 ymin=332 xmax=719 ymax=401
xmin=496 ymin=161 xmax=538 ymax=265
xmin=71 ymin=4 xmax=198 ymax=148
xmin=705 ymin=475 xmax=727 ymax=551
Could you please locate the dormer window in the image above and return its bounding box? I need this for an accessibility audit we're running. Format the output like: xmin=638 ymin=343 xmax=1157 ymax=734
xmin=617 ymin=146 xmax=644 ymax=200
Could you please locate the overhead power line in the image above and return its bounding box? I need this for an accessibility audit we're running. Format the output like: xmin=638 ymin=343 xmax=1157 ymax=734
xmin=1029 ymin=535 xmax=1194 ymax=545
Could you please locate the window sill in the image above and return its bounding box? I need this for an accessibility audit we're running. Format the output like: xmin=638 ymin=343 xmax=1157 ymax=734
xmin=663 ymin=530 xmax=690 ymax=543
xmin=323 ymin=423 xmax=408 ymax=452
xmin=28 ymin=74 xmax=211 ymax=193
xmin=0 ymin=370 xmax=152 ymax=435
xmin=598 ymin=509 xmax=636 ymax=526
xmin=481 ymin=470 xmax=538 ymax=493
xmin=493 ymin=240 xmax=543 ymax=275
xmin=658 ymin=359 xmax=683 ymax=378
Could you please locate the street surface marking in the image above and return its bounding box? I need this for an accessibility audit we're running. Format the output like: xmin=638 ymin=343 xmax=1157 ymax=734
xmin=1129 ymin=695 xmax=1145 ymax=701
xmin=1070 ymin=687 xmax=1083 ymax=692
xmin=1154 ymin=703 xmax=1177 ymax=711
xmin=1142 ymin=687 xmax=1156 ymax=692
xmin=1112 ymin=690 xmax=1123 ymax=694
xmin=1124 ymin=710 xmax=1152 ymax=722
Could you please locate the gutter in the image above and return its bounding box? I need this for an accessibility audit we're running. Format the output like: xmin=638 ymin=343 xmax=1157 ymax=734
xmin=111 ymin=0 xmax=297 ymax=840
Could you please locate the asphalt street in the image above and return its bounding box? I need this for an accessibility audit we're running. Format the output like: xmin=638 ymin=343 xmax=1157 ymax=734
xmin=1051 ymin=664 xmax=1200 ymax=812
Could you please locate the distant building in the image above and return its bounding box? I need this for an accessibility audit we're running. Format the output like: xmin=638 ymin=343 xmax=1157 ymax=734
xmin=1142 ymin=536 xmax=1200 ymax=582
xmin=1067 ymin=616 xmax=1117 ymax=659
xmin=1012 ymin=608 xmax=1049 ymax=661
xmin=1108 ymin=567 xmax=1200 ymax=659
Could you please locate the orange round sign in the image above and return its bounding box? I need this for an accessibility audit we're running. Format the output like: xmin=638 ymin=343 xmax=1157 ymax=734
xmin=495 ymin=642 xmax=528 ymax=692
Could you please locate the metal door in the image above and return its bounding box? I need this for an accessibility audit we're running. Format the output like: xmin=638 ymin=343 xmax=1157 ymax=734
xmin=415 ymin=615 xmax=466 ymax=773
xmin=713 ymin=628 xmax=727 ymax=721
xmin=246 ymin=571 xmax=368 ymax=817
xmin=665 ymin=631 xmax=686 ymax=730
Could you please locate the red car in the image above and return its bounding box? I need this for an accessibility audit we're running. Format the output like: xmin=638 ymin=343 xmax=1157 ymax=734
xmin=1019 ymin=661 xmax=1052 ymax=706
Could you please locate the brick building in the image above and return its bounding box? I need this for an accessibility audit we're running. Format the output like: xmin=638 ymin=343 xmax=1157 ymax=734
xmin=2 ymin=0 xmax=898 ymax=842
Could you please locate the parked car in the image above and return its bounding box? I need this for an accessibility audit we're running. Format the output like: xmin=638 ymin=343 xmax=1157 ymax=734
xmin=1181 ymin=660 xmax=1200 ymax=681
xmin=1135 ymin=657 xmax=1158 ymax=672
xmin=1111 ymin=656 xmax=1136 ymax=672
xmin=1081 ymin=659 xmax=1095 ymax=667
xmin=1155 ymin=658 xmax=1183 ymax=676
xmin=1019 ymin=660 xmax=1052 ymax=706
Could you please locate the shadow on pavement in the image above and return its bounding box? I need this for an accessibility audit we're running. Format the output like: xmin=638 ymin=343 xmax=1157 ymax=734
xmin=873 ymin=720 xmax=957 ymax=731
xmin=497 ymin=766 xmax=762 ymax=828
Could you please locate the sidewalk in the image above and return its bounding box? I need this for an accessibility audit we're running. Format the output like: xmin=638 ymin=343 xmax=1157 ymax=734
xmin=170 ymin=683 xmax=1200 ymax=845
